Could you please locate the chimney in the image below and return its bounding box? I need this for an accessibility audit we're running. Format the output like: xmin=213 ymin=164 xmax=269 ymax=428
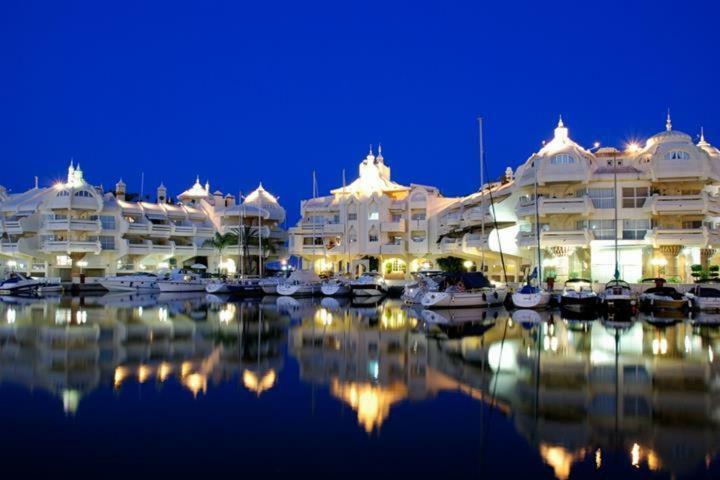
xmin=157 ymin=183 xmax=167 ymax=203
xmin=115 ymin=179 xmax=126 ymax=200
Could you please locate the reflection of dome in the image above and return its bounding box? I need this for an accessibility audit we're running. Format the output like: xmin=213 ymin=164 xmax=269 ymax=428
xmin=243 ymin=183 xmax=285 ymax=223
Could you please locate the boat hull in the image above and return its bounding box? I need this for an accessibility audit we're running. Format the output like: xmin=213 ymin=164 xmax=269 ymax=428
xmin=421 ymin=289 xmax=506 ymax=309
xmin=350 ymin=285 xmax=386 ymax=297
xmin=639 ymin=296 xmax=688 ymax=311
xmin=157 ymin=281 xmax=206 ymax=293
xmin=321 ymin=283 xmax=351 ymax=296
xmin=99 ymin=279 xmax=159 ymax=292
xmin=511 ymin=291 xmax=552 ymax=309
xmin=277 ymin=284 xmax=321 ymax=297
xmin=560 ymin=295 xmax=598 ymax=313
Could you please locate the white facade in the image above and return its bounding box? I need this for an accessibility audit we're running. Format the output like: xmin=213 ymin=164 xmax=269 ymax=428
xmin=0 ymin=162 xmax=286 ymax=279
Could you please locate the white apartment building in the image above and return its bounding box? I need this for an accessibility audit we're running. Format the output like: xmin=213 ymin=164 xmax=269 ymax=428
xmin=292 ymin=115 xmax=720 ymax=284
xmin=288 ymin=147 xmax=461 ymax=278
xmin=0 ymin=162 xmax=286 ymax=279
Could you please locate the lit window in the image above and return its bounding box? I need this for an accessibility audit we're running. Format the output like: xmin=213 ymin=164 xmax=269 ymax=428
xmin=56 ymin=191 xmax=69 ymax=197
xmin=368 ymin=203 xmax=379 ymax=221
xmin=587 ymin=188 xmax=615 ymax=209
xmin=551 ymin=154 xmax=575 ymax=165
xmin=622 ymin=187 xmax=649 ymax=208
xmin=622 ymin=219 xmax=650 ymax=240
xmin=74 ymin=190 xmax=93 ymax=197
xmin=665 ymin=150 xmax=690 ymax=160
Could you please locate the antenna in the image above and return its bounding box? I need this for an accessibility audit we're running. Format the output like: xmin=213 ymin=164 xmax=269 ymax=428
xmin=140 ymin=172 xmax=145 ymax=200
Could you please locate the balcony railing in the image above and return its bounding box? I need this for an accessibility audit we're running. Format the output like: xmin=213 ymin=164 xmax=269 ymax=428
xmin=381 ymin=242 xmax=405 ymax=254
xmin=381 ymin=220 xmax=405 ymax=232
xmin=42 ymin=240 xmax=101 ymax=253
xmin=515 ymin=229 xmax=594 ymax=247
xmin=516 ymin=196 xmax=593 ymax=217
xmin=45 ymin=219 xmax=101 ymax=231
xmin=645 ymin=193 xmax=719 ymax=215
xmin=644 ymin=227 xmax=709 ymax=246
xmin=462 ymin=233 xmax=489 ymax=250
xmin=439 ymin=238 xmax=461 ymax=252
xmin=0 ymin=242 xmax=18 ymax=254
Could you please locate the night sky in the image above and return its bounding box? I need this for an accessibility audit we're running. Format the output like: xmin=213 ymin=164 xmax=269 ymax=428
xmin=1 ymin=0 xmax=718 ymax=222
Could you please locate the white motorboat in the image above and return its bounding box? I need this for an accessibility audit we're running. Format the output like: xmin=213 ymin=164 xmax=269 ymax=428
xmin=157 ymin=270 xmax=207 ymax=293
xmin=350 ymin=272 xmax=387 ymax=297
xmin=276 ymin=270 xmax=322 ymax=297
xmin=321 ymin=277 xmax=351 ymax=296
xmin=421 ymin=272 xmax=506 ymax=309
xmin=599 ymin=279 xmax=636 ymax=314
xmin=36 ymin=277 xmax=63 ymax=294
xmin=98 ymin=273 xmax=159 ymax=292
xmin=0 ymin=273 xmax=43 ymax=295
xmin=685 ymin=283 xmax=720 ymax=311
xmin=638 ymin=278 xmax=689 ymax=311
xmin=560 ymin=279 xmax=599 ymax=313
xmin=401 ymin=271 xmax=444 ymax=304
xmin=511 ymin=284 xmax=552 ymax=309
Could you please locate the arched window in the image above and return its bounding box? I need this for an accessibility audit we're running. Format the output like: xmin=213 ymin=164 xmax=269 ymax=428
xmin=368 ymin=226 xmax=378 ymax=243
xmin=74 ymin=190 xmax=93 ymax=198
xmin=368 ymin=201 xmax=379 ymax=221
xmin=551 ymin=154 xmax=575 ymax=165
xmin=665 ymin=150 xmax=690 ymax=160
xmin=56 ymin=191 xmax=69 ymax=197
xmin=347 ymin=226 xmax=357 ymax=243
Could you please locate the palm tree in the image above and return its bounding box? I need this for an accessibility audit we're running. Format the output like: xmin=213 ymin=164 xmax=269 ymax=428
xmin=211 ymin=232 xmax=238 ymax=273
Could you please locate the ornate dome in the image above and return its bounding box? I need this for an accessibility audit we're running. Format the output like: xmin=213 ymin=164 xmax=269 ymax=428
xmin=243 ymin=183 xmax=285 ymax=223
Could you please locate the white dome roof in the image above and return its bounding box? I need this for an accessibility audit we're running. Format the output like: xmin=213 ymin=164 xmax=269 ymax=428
xmin=243 ymin=184 xmax=285 ymax=223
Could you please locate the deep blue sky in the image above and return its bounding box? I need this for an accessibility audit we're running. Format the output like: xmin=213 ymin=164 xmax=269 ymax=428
xmin=1 ymin=0 xmax=718 ymax=222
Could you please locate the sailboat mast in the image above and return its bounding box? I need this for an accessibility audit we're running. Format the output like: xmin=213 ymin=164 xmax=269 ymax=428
xmin=534 ymin=159 xmax=542 ymax=284
xmin=478 ymin=116 xmax=486 ymax=272
xmin=613 ymin=152 xmax=619 ymax=280
xmin=343 ymin=168 xmax=348 ymax=275
xmin=238 ymin=190 xmax=242 ymax=277
xmin=240 ymin=195 xmax=245 ymax=277
xmin=312 ymin=170 xmax=317 ymax=273
xmin=258 ymin=187 xmax=263 ymax=277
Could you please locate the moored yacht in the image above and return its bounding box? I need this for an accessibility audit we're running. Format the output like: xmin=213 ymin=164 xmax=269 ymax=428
xmin=157 ymin=270 xmax=207 ymax=293
xmin=258 ymin=272 xmax=288 ymax=295
xmin=599 ymin=279 xmax=636 ymax=315
xmin=559 ymin=279 xmax=598 ymax=313
xmin=421 ymin=272 xmax=506 ymax=309
xmin=0 ymin=273 xmax=43 ymax=295
xmin=205 ymin=278 xmax=263 ymax=296
xmin=276 ymin=270 xmax=322 ymax=297
xmin=401 ymin=271 xmax=445 ymax=305
xmin=638 ymin=278 xmax=689 ymax=311
xmin=511 ymin=283 xmax=552 ymax=309
xmin=321 ymin=277 xmax=351 ymax=296
xmin=349 ymin=271 xmax=387 ymax=297
xmin=98 ymin=273 xmax=160 ymax=292
xmin=685 ymin=283 xmax=720 ymax=311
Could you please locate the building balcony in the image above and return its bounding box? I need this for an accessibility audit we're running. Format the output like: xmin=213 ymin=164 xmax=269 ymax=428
xmin=408 ymin=238 xmax=428 ymax=254
xmin=173 ymin=245 xmax=197 ymax=256
xmin=381 ymin=242 xmax=405 ymax=255
xmin=149 ymin=244 xmax=173 ymax=255
xmin=542 ymin=229 xmax=594 ymax=247
xmin=515 ymin=229 xmax=594 ymax=248
xmin=127 ymin=242 xmax=150 ymax=254
xmin=0 ymin=242 xmax=18 ymax=254
xmin=172 ymin=224 xmax=196 ymax=236
xmin=645 ymin=193 xmax=720 ymax=216
xmin=462 ymin=232 xmax=489 ymax=251
xmin=195 ymin=226 xmax=215 ymax=237
xmin=42 ymin=240 xmax=101 ymax=254
xmin=441 ymin=212 xmax=462 ymax=227
xmin=463 ymin=206 xmax=493 ymax=225
xmin=149 ymin=224 xmax=172 ymax=238
xmin=516 ymin=196 xmax=594 ymax=218
xmin=390 ymin=200 xmax=406 ymax=210
xmin=408 ymin=219 xmax=428 ymax=231
xmin=44 ymin=219 xmax=101 ymax=232
xmin=381 ymin=220 xmax=405 ymax=232
xmin=644 ymin=227 xmax=709 ymax=247
xmin=439 ymin=237 xmax=461 ymax=253
xmin=127 ymin=222 xmax=151 ymax=234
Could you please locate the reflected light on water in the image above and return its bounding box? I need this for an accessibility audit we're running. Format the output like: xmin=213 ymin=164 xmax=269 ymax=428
xmin=243 ymin=369 xmax=277 ymax=395
xmin=330 ymin=380 xmax=407 ymax=434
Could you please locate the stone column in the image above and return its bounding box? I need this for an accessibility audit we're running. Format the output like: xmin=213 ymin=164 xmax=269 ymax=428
xmin=659 ymin=245 xmax=682 ymax=278
xmin=701 ymin=248 xmax=716 ymax=270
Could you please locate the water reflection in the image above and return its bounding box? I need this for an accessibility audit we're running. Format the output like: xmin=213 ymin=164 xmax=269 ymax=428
xmin=0 ymin=293 xmax=719 ymax=478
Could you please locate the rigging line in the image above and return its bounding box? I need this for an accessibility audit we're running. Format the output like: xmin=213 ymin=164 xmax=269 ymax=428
xmin=480 ymin=134 xmax=508 ymax=284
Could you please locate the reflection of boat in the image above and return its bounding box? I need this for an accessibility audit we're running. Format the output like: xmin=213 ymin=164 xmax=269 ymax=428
xmin=321 ymin=277 xmax=351 ymax=296
xmin=94 ymin=292 xmax=159 ymax=308
xmin=426 ymin=317 xmax=497 ymax=339
xmin=638 ymin=310 xmax=686 ymax=325
xmin=685 ymin=284 xmax=720 ymax=311
xmin=421 ymin=307 xmax=506 ymax=325
xmin=320 ymin=296 xmax=351 ymax=311
xmin=0 ymin=273 xmax=42 ymax=295
xmin=275 ymin=296 xmax=318 ymax=320
xmin=156 ymin=292 xmax=208 ymax=305
xmin=98 ymin=273 xmax=159 ymax=292
xmin=560 ymin=279 xmax=598 ymax=313
xmin=638 ymin=278 xmax=689 ymax=311
xmin=691 ymin=311 xmax=720 ymax=324
xmin=350 ymin=272 xmax=387 ymax=297
xmin=560 ymin=306 xmax=601 ymax=322
xmin=421 ymin=273 xmax=506 ymax=309
xmin=511 ymin=308 xmax=551 ymax=325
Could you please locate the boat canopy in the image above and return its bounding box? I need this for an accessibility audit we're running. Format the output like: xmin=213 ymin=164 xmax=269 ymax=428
xmin=287 ymin=270 xmax=321 ymax=283
xmin=445 ymin=272 xmax=492 ymax=290
xmin=565 ymin=278 xmax=592 ymax=284
xmin=695 ymin=286 xmax=720 ymax=297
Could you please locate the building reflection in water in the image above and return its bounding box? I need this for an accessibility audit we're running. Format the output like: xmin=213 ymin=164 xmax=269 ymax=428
xmin=0 ymin=293 xmax=288 ymax=412
xmin=1 ymin=293 xmax=719 ymax=478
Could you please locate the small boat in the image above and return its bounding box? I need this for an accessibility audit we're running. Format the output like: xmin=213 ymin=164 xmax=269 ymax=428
xmin=421 ymin=307 xmax=505 ymax=325
xmin=560 ymin=278 xmax=598 ymax=313
xmin=98 ymin=273 xmax=159 ymax=292
xmin=0 ymin=273 xmax=42 ymax=295
xmin=421 ymin=272 xmax=506 ymax=308
xmin=511 ymin=284 xmax=552 ymax=310
xmin=685 ymin=283 xmax=720 ymax=311
xmin=36 ymin=277 xmax=63 ymax=294
xmin=401 ymin=271 xmax=445 ymax=305
xmin=599 ymin=279 xmax=636 ymax=315
xmin=276 ymin=270 xmax=322 ymax=297
xmin=321 ymin=277 xmax=351 ymax=296
xmin=157 ymin=270 xmax=207 ymax=293
xmin=205 ymin=278 xmax=263 ymax=295
xmin=638 ymin=278 xmax=689 ymax=311
xmin=349 ymin=271 xmax=388 ymax=297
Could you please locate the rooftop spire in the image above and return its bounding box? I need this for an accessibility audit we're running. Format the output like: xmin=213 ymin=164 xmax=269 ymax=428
xmin=368 ymin=144 xmax=373 ymax=156
xmin=666 ymin=108 xmax=672 ymax=131
xmin=557 ymin=115 xmax=564 ymax=128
